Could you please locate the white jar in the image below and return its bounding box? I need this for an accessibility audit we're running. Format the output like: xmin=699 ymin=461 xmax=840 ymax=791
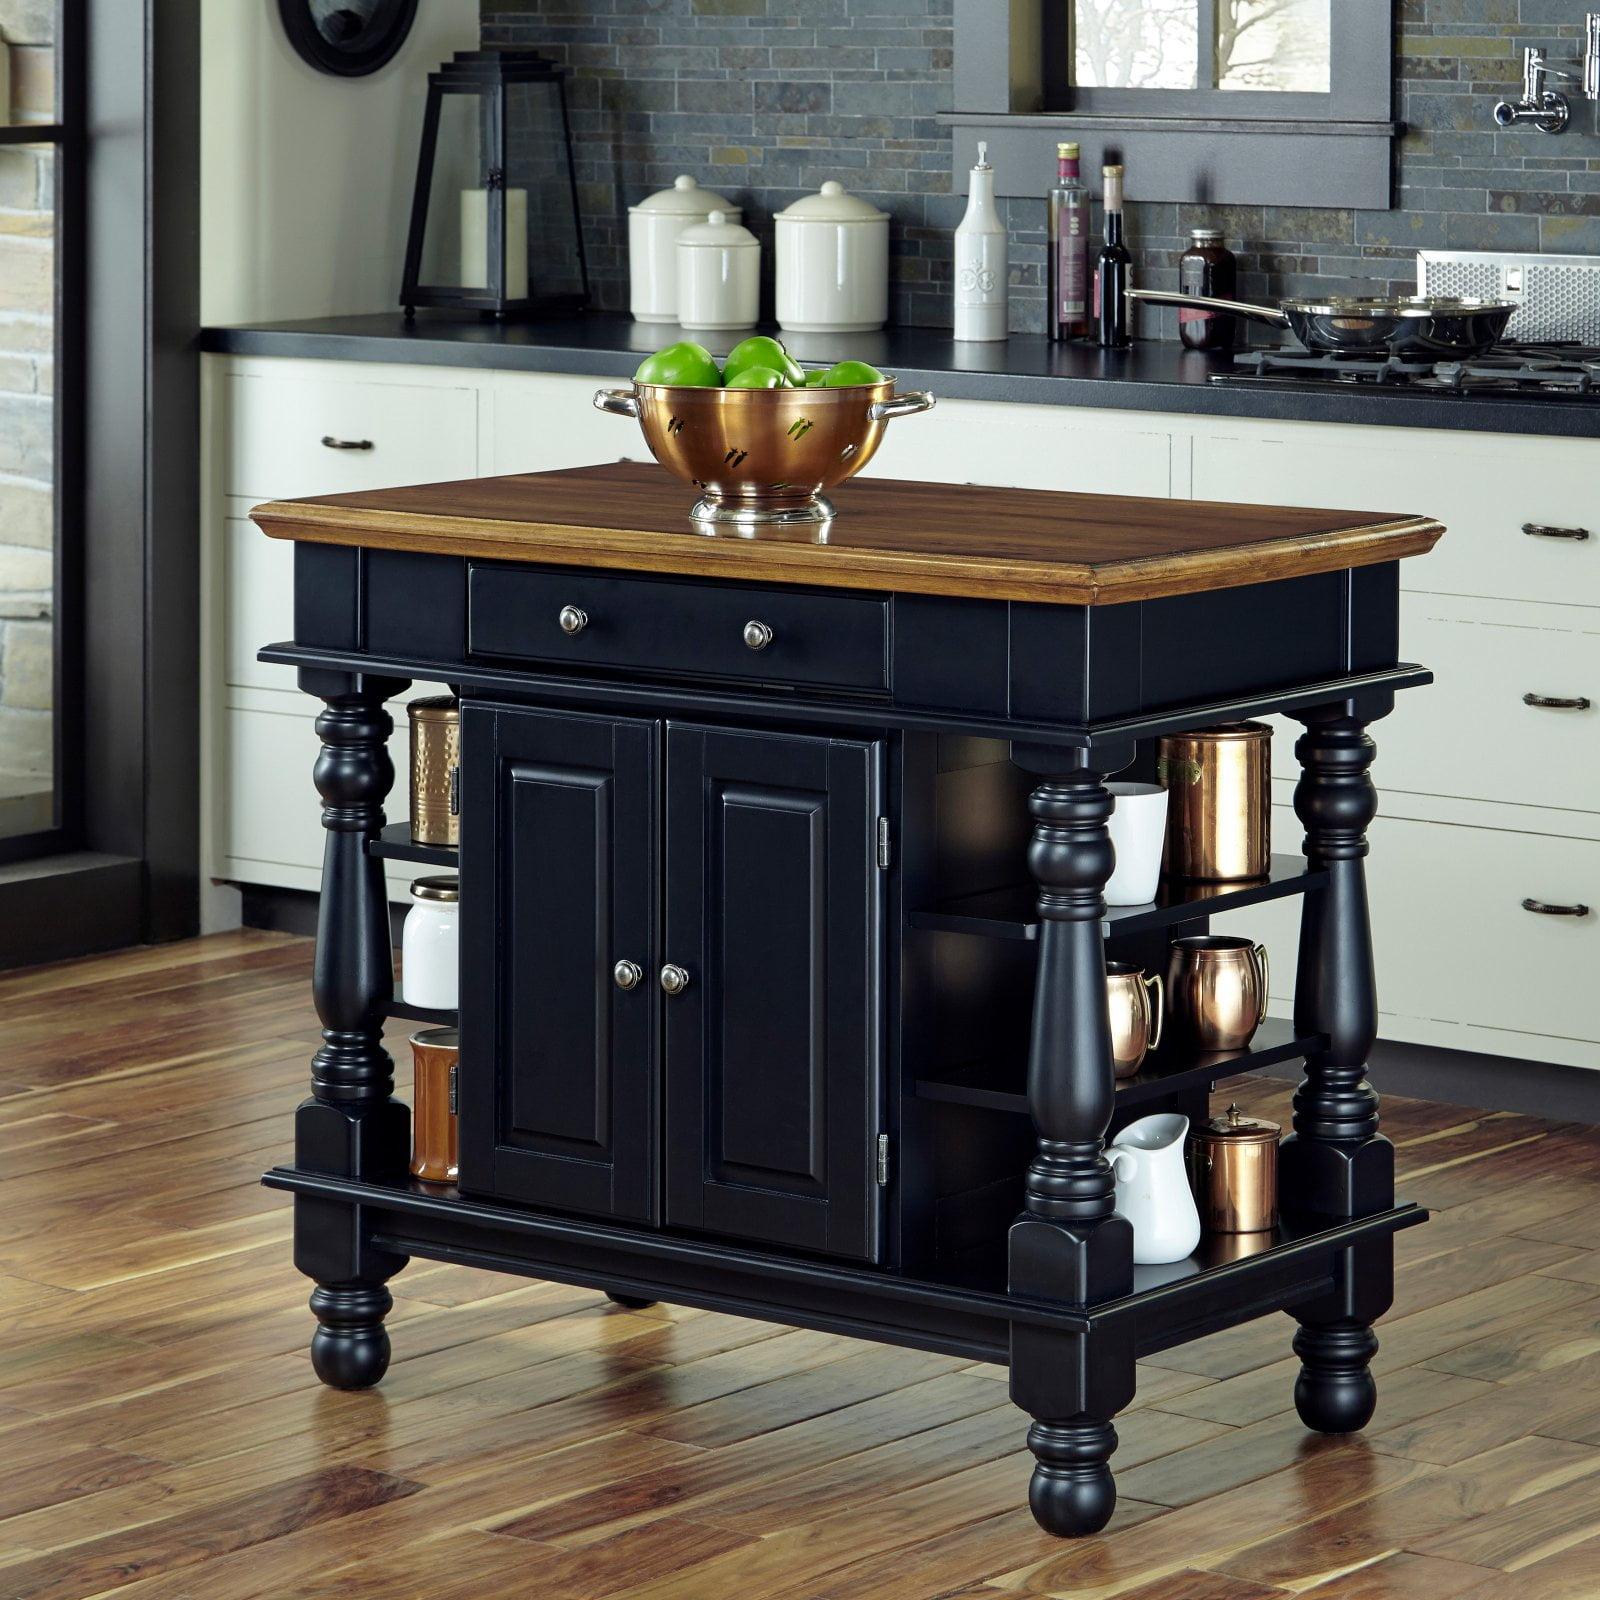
xmin=775 ymin=180 xmax=890 ymax=334
xmin=628 ymin=174 xmax=740 ymax=324
xmin=402 ymin=875 xmax=458 ymax=1011
xmin=676 ymin=210 xmax=761 ymax=331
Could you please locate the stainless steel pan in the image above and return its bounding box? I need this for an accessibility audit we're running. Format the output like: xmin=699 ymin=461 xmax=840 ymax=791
xmin=1127 ymin=287 xmax=1517 ymax=359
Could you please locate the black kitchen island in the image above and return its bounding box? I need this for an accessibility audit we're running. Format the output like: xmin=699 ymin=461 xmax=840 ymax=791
xmin=256 ymin=461 xmax=1442 ymax=1537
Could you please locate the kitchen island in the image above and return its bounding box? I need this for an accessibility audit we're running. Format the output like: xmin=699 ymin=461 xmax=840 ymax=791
xmin=255 ymin=460 xmax=1441 ymax=1537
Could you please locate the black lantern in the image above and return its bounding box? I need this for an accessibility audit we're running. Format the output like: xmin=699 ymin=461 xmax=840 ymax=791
xmin=400 ymin=49 xmax=588 ymax=320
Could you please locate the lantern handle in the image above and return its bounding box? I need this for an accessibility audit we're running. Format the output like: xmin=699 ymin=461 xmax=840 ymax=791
xmin=593 ymin=387 xmax=641 ymax=419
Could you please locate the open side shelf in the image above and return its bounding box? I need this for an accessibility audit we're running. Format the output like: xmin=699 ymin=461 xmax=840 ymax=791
xmin=262 ymin=1164 xmax=1424 ymax=1365
xmin=907 ymin=855 xmax=1326 ymax=942
xmin=369 ymin=820 xmax=459 ymax=870
xmin=915 ymin=1018 xmax=1317 ymax=1115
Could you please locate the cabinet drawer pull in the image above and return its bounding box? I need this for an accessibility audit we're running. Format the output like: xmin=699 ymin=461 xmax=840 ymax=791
xmin=743 ymin=619 xmax=774 ymax=651
xmin=612 ymin=959 xmax=642 ymax=991
xmin=659 ymin=963 xmax=690 ymax=995
xmin=1522 ymin=521 xmax=1590 ymax=541
xmin=558 ymin=605 xmax=588 ymax=636
xmin=1521 ymin=897 xmax=1591 ymax=918
xmin=320 ymin=435 xmax=374 ymax=451
xmin=1523 ymin=692 xmax=1592 ymax=710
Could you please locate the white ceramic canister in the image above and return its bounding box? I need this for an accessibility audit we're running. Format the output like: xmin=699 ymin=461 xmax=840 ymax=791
xmin=402 ymin=875 xmax=459 ymax=1011
xmin=628 ymin=174 xmax=741 ymax=324
xmin=774 ymin=180 xmax=890 ymax=334
xmin=675 ymin=209 xmax=761 ymax=332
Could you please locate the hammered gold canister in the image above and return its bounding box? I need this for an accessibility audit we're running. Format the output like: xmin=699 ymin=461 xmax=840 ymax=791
xmin=408 ymin=697 xmax=460 ymax=847
xmin=1158 ymin=722 xmax=1271 ymax=882
xmin=1190 ymin=1103 xmax=1280 ymax=1233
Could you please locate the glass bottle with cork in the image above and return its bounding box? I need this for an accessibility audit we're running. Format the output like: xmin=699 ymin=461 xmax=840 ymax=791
xmin=1046 ymin=141 xmax=1089 ymax=341
xmin=1094 ymin=163 xmax=1132 ymax=348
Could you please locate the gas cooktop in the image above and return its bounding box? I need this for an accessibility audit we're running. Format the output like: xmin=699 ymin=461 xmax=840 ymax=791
xmin=1210 ymin=343 xmax=1600 ymax=398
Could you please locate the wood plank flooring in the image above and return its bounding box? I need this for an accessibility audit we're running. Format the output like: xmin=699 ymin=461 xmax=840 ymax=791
xmin=3 ymin=930 xmax=1600 ymax=1598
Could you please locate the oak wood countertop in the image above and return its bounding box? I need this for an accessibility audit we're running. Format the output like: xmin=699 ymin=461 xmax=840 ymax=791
xmin=252 ymin=460 xmax=1443 ymax=606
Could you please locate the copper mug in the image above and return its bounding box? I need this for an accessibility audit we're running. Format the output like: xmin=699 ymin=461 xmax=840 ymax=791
xmin=1167 ymin=935 xmax=1269 ymax=1052
xmin=1107 ymin=962 xmax=1164 ymax=1079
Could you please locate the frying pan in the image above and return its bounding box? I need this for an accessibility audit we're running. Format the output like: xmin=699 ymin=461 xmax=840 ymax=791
xmin=1127 ymin=287 xmax=1517 ymax=359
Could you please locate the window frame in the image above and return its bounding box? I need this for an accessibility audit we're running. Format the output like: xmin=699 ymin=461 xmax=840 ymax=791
xmin=947 ymin=0 xmax=1396 ymax=211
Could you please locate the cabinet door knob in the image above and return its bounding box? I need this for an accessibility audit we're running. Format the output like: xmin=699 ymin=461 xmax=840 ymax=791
xmin=613 ymin=959 xmax=643 ymax=991
xmin=1523 ymin=692 xmax=1592 ymax=710
xmin=559 ymin=605 xmax=588 ymax=636
xmin=1523 ymin=522 xmax=1590 ymax=541
xmin=1522 ymin=897 xmax=1591 ymax=917
xmin=659 ymin=963 xmax=691 ymax=995
xmin=743 ymin=619 xmax=774 ymax=651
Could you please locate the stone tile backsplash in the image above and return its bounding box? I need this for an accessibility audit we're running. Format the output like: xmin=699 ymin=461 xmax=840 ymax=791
xmin=482 ymin=0 xmax=1600 ymax=335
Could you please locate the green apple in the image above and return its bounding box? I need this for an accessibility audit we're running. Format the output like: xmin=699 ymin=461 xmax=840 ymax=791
xmin=634 ymin=341 xmax=722 ymax=387
xmin=725 ymin=365 xmax=789 ymax=389
xmin=724 ymin=334 xmax=805 ymax=388
xmin=821 ymin=359 xmax=887 ymax=387
xmin=801 ymin=368 xmax=829 ymax=386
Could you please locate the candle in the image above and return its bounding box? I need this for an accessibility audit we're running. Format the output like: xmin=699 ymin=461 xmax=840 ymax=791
xmin=460 ymin=187 xmax=529 ymax=300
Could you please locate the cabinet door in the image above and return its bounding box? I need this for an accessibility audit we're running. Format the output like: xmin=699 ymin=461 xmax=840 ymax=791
xmin=459 ymin=704 xmax=658 ymax=1222
xmin=663 ymin=724 xmax=885 ymax=1261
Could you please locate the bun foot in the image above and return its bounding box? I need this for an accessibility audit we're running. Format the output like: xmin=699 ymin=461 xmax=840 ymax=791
xmin=605 ymin=1292 xmax=657 ymax=1310
xmin=1293 ymin=1321 xmax=1379 ymax=1434
xmin=309 ymin=1283 xmax=393 ymax=1390
xmin=1027 ymin=1419 xmax=1118 ymax=1537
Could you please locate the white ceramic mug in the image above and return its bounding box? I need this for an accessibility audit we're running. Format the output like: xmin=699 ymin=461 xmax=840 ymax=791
xmin=1105 ymin=782 xmax=1170 ymax=906
xmin=1109 ymin=1112 xmax=1202 ymax=1265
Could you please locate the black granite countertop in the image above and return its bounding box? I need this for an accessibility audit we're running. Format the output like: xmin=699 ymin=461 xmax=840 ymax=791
xmin=200 ymin=312 xmax=1600 ymax=440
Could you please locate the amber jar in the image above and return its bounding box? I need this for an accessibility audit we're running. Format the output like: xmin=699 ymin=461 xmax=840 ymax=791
xmin=410 ymin=1027 xmax=459 ymax=1184
xmin=1177 ymin=228 xmax=1239 ymax=352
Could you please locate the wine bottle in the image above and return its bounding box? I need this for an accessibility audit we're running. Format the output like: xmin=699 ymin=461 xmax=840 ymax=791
xmin=1046 ymin=142 xmax=1089 ymax=342
xmin=1094 ymin=163 xmax=1132 ymax=349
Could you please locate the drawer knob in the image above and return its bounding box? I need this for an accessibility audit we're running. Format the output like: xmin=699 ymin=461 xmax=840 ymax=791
xmin=743 ymin=619 xmax=774 ymax=651
xmin=559 ymin=605 xmax=589 ymax=636
xmin=320 ymin=435 xmax=374 ymax=451
xmin=1522 ymin=897 xmax=1591 ymax=918
xmin=1523 ymin=692 xmax=1592 ymax=710
xmin=613 ymin=959 xmax=643 ymax=991
xmin=1523 ymin=521 xmax=1590 ymax=541
xmin=659 ymin=963 xmax=691 ymax=996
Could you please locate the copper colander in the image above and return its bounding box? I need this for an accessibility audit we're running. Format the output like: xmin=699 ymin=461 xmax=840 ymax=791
xmin=594 ymin=378 xmax=935 ymax=527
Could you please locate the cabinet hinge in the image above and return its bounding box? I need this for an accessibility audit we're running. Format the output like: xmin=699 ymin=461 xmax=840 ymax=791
xmin=875 ymin=817 xmax=892 ymax=870
xmin=449 ymin=763 xmax=461 ymax=818
xmin=875 ymin=1132 xmax=890 ymax=1186
xmin=448 ymin=1060 xmax=459 ymax=1116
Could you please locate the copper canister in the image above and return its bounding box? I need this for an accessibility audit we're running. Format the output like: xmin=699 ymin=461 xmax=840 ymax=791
xmin=1190 ymin=1103 xmax=1279 ymax=1233
xmin=409 ymin=697 xmax=460 ymax=847
xmin=1158 ymin=722 xmax=1271 ymax=881
xmin=410 ymin=1027 xmax=459 ymax=1184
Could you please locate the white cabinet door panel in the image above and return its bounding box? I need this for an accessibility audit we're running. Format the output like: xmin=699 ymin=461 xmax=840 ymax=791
xmin=225 ymin=516 xmax=297 ymax=692
xmin=488 ymin=371 xmax=637 ymax=476
xmin=1191 ymin=427 xmax=1597 ymax=607
xmin=227 ymin=372 xmax=477 ymax=500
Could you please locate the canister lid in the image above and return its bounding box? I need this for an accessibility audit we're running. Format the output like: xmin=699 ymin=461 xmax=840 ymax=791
xmin=410 ymin=875 xmax=459 ymax=903
xmin=410 ymin=1026 xmax=459 ymax=1050
xmin=630 ymin=173 xmax=739 ymax=218
xmin=1198 ymin=1103 xmax=1280 ymax=1142
xmin=676 ymin=209 xmax=760 ymax=249
xmin=408 ymin=695 xmax=459 ymax=723
xmin=775 ymin=179 xmax=887 ymax=224
xmin=1188 ymin=227 xmax=1224 ymax=243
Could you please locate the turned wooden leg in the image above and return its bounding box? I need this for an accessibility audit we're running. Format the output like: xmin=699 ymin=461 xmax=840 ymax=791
xmin=1283 ymin=702 xmax=1395 ymax=1434
xmin=294 ymin=672 xmax=413 ymax=1390
xmin=1007 ymin=748 xmax=1137 ymax=1537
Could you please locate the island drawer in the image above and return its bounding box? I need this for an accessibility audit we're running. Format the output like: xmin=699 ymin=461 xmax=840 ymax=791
xmin=466 ymin=564 xmax=890 ymax=692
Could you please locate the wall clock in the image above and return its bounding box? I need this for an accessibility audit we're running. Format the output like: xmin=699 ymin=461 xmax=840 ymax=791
xmin=277 ymin=0 xmax=421 ymax=77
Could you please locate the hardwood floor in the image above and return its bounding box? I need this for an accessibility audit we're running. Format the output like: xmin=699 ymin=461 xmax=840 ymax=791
xmin=3 ymin=930 xmax=1600 ymax=1598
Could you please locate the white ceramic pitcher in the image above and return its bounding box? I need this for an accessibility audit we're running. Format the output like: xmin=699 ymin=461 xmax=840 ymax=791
xmin=1109 ymin=1113 xmax=1202 ymax=1265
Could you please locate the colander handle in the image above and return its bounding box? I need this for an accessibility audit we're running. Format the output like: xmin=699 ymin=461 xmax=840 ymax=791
xmin=593 ymin=387 xmax=641 ymax=419
xmin=869 ymin=390 xmax=936 ymax=422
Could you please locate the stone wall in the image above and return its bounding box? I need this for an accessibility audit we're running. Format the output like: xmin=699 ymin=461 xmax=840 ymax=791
xmin=0 ymin=0 xmax=53 ymax=824
xmin=481 ymin=0 xmax=1600 ymax=334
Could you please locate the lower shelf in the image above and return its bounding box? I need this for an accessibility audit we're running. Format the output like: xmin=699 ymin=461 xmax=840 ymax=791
xmin=387 ymin=999 xmax=457 ymax=1027
xmin=915 ymin=1018 xmax=1319 ymax=1114
xmin=263 ymin=1164 xmax=1424 ymax=1364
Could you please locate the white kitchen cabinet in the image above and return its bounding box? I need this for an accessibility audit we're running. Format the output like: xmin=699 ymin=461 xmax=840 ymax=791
xmin=486 ymin=370 xmax=646 ymax=477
